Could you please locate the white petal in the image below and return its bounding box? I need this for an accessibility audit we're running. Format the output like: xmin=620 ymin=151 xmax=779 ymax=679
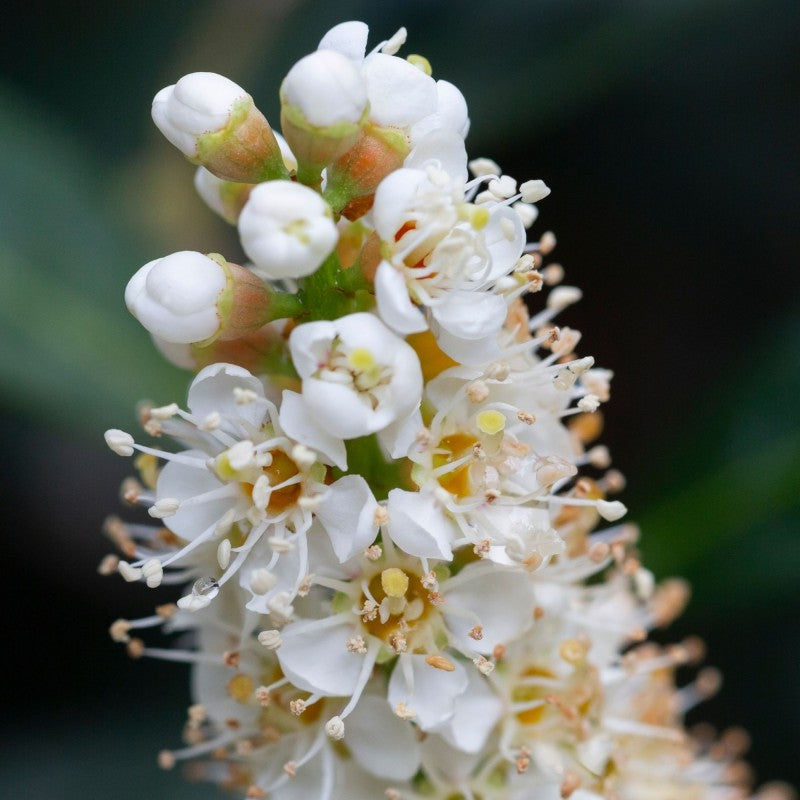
xmin=346 ymin=695 xmax=421 ymax=780
xmin=424 ymin=364 xmax=482 ymax=409
xmin=281 ymin=50 xmax=368 ymax=127
xmin=278 ymin=390 xmax=347 ymax=470
xmin=286 ymin=318 xmax=338 ymax=379
xmin=387 ymin=653 xmax=468 ymax=730
xmin=277 ymin=618 xmax=365 ymax=696
xmin=157 ymin=456 xmax=243 ymax=542
xmin=433 ymin=669 xmax=502 ymax=753
xmin=363 ymin=53 xmax=437 ymax=128
xmin=318 ymin=21 xmax=368 ymax=62
xmin=443 ymin=565 xmax=536 ymax=655
xmin=273 ymin=736 xmax=335 ymax=800
xmin=432 ymin=291 xmax=506 ymax=340
xmin=435 ymin=80 xmax=470 ymax=137
xmin=303 ymin=377 xmax=393 ymax=438
xmin=378 ymin=408 xmax=424 ymax=460
xmin=315 ymin=475 xmax=378 ymax=562
xmin=372 ymin=168 xmax=429 ymax=242
xmin=405 ymin=128 xmax=468 ymax=181
xmin=188 ymin=363 xmax=266 ymax=429
xmin=386 ymin=489 xmax=455 ymax=560
xmin=483 ymin=205 xmax=525 ymax=280
xmin=191 ymin=660 xmax=261 ymax=727
xmin=374 ymin=260 xmax=427 ymax=335
xmin=419 ymin=734 xmax=481 ymax=785
xmin=434 ymin=326 xmax=501 ymax=365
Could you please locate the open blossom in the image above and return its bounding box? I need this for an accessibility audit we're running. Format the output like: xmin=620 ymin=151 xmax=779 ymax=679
xmin=286 ymin=312 xmax=423 ymax=453
xmin=372 ymin=164 xmax=526 ymax=363
xmin=104 ymin=363 xmax=385 ymax=614
xmin=101 ymin=17 xmax=790 ymax=800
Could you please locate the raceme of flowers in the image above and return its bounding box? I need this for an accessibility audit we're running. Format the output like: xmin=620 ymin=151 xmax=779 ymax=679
xmin=102 ymin=20 xmax=791 ymax=800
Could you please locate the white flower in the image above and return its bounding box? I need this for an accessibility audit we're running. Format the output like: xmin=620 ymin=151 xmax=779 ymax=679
xmin=371 ymin=165 xmax=525 ymax=362
xmin=281 ymin=49 xmax=368 ymax=128
xmin=152 ymin=72 xmax=249 ymax=158
xmin=286 ymin=312 xmax=423 ymax=448
xmin=103 ymin=364 xmax=386 ymax=612
xmin=125 ymin=251 xmax=227 ymax=344
xmin=276 ymin=554 xmax=536 ymax=737
xmin=317 ymin=22 xmax=469 ymax=176
xmin=238 ymin=180 xmax=338 ymax=279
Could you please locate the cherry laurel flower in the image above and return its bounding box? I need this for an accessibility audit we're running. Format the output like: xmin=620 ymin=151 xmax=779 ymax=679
xmin=101 ymin=17 xmax=791 ymax=800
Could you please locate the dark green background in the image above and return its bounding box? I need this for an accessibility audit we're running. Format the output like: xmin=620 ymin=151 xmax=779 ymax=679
xmin=0 ymin=0 xmax=797 ymax=796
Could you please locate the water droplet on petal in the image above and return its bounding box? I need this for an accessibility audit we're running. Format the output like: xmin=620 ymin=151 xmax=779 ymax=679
xmin=192 ymin=576 xmax=220 ymax=599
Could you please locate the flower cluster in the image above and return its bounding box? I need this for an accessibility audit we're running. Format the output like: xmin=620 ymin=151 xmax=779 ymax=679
xmin=102 ymin=20 xmax=791 ymax=800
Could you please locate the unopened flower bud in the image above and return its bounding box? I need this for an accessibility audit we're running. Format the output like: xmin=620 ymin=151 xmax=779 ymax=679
xmin=194 ymin=167 xmax=255 ymax=225
xmin=152 ymin=72 xmax=287 ymax=183
xmin=238 ymin=181 xmax=338 ymax=279
xmin=324 ymin=124 xmax=409 ymax=218
xmin=280 ymin=50 xmax=368 ymax=184
xmin=126 ymin=251 xmax=301 ymax=345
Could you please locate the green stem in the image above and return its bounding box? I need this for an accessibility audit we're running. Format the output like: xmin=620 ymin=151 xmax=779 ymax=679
xmin=297 ymin=252 xmax=375 ymax=320
xmin=333 ymin=435 xmax=409 ymax=500
xmin=265 ymin=287 xmax=306 ymax=322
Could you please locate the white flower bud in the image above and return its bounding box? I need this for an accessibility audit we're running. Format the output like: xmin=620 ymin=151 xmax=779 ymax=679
xmin=127 ymin=251 xmax=284 ymax=344
xmin=153 ymin=72 xmax=248 ymax=157
xmin=281 ymin=50 xmax=367 ymax=128
xmin=152 ymin=72 xmax=286 ymax=182
xmin=126 ymin=252 xmax=227 ymax=344
xmin=280 ymin=51 xmax=369 ymax=183
xmin=193 ymin=167 xmax=254 ymax=225
xmin=238 ymin=181 xmax=338 ymax=279
xmin=150 ymin=335 xmax=196 ymax=370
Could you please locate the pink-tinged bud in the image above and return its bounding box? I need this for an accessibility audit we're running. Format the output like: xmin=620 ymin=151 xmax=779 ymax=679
xmin=324 ymin=123 xmax=410 ymax=219
xmin=152 ymin=72 xmax=288 ymax=183
xmin=280 ymin=50 xmax=368 ymax=185
xmin=125 ymin=251 xmax=302 ymax=345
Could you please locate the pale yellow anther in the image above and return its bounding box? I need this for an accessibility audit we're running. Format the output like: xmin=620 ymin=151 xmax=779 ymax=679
xmin=469 ymin=205 xmax=490 ymax=230
xmin=426 ymin=654 xmax=456 ymax=672
xmin=407 ymin=54 xmax=432 ymax=75
xmin=560 ymin=638 xmax=589 ymax=665
xmin=477 ymin=409 xmax=506 ymax=436
xmin=227 ymin=673 xmax=255 ymax=703
xmin=348 ymin=348 xmax=376 ymax=371
xmin=381 ymin=567 xmax=409 ymax=598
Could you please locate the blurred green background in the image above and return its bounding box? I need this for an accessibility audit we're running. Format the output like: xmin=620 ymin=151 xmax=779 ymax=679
xmin=0 ymin=0 xmax=797 ymax=796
